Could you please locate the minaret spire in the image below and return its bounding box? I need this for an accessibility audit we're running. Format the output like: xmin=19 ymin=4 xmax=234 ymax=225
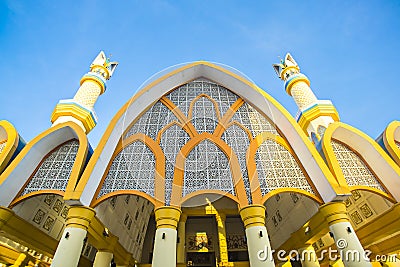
xmin=273 ymin=53 xmax=339 ymax=142
xmin=51 ymin=51 xmax=118 ymax=133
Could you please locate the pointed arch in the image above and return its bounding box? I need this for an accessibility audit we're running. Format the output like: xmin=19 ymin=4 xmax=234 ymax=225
xmin=91 ymin=133 xmax=165 ymax=208
xmin=220 ymin=122 xmax=253 ymax=203
xmin=170 ymin=132 xmax=248 ymax=207
xmin=158 ymin=122 xmax=191 ymax=205
xmin=188 ymin=93 xmax=222 ymax=119
xmin=76 ymin=62 xmax=339 ymax=206
xmin=322 ymin=122 xmax=400 ymax=202
xmin=0 ymin=122 xmax=89 ymax=207
xmin=156 ymin=121 xmax=189 ymax=144
xmin=247 ymin=132 xmax=323 ymax=204
xmin=188 ymin=94 xmax=221 ymax=134
xmin=123 ymin=101 xmax=178 ymax=141
xmin=223 ymin=121 xmax=253 ymax=141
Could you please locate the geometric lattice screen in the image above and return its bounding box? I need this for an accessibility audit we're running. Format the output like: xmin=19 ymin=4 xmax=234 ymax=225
xmin=99 ymin=140 xmax=155 ymax=198
xmin=101 ymin=79 xmax=314 ymax=205
xmin=221 ymin=124 xmax=251 ymax=201
xmin=331 ymin=139 xmax=385 ymax=192
xmin=255 ymin=139 xmax=315 ymax=195
xmin=183 ymin=140 xmax=235 ymax=197
xmin=22 ymin=139 xmax=79 ymax=196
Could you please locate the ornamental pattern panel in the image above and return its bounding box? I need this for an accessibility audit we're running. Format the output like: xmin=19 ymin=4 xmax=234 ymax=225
xmin=159 ymin=124 xmax=191 ymax=205
xmin=166 ymin=79 xmax=238 ymax=118
xmin=124 ymin=101 xmax=177 ymax=140
xmin=226 ymin=234 xmax=247 ymax=250
xmin=73 ymin=82 xmax=102 ymax=109
xmin=231 ymin=102 xmax=279 ymax=137
xmin=0 ymin=141 xmax=6 ymax=153
xmin=221 ymin=124 xmax=252 ymax=203
xmin=22 ymin=139 xmax=79 ymax=196
xmin=331 ymin=140 xmax=384 ymax=191
xmin=99 ymin=141 xmax=155 ymax=197
xmin=290 ymin=83 xmax=318 ymax=110
xmin=255 ymin=139 xmax=314 ymax=195
xmin=183 ymin=140 xmax=235 ymax=197
xmin=191 ymin=97 xmax=219 ymax=134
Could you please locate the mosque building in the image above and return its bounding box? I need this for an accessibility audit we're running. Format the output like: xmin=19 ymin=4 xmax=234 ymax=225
xmin=0 ymin=51 xmax=400 ymax=267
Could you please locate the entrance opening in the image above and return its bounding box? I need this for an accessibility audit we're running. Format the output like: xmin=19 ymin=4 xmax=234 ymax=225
xmin=187 ymin=252 xmax=216 ymax=267
xmin=185 ymin=216 xmax=217 ymax=266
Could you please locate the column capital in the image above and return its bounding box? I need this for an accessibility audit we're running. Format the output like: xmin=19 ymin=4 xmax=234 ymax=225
xmin=319 ymin=202 xmax=348 ymax=226
xmin=66 ymin=206 xmax=96 ymax=230
xmin=239 ymin=204 xmax=266 ymax=229
xmin=155 ymin=206 xmax=181 ymax=229
xmin=179 ymin=213 xmax=187 ymax=223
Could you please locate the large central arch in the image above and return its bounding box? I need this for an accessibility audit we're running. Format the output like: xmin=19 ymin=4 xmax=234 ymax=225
xmin=71 ymin=61 xmax=341 ymax=207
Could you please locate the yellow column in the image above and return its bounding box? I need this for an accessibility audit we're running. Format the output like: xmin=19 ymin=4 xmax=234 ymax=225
xmin=240 ymin=205 xmax=275 ymax=267
xmin=215 ymin=213 xmax=232 ymax=267
xmin=298 ymin=246 xmax=320 ymax=267
xmin=177 ymin=214 xmax=187 ymax=265
xmin=93 ymin=251 xmax=113 ymax=267
xmin=320 ymin=202 xmax=372 ymax=267
xmin=152 ymin=206 xmax=181 ymax=267
xmin=10 ymin=253 xmax=26 ymax=267
xmin=51 ymin=206 xmax=95 ymax=267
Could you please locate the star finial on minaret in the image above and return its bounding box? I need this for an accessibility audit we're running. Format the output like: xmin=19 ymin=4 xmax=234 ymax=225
xmin=272 ymin=53 xmax=300 ymax=81
xmin=90 ymin=51 xmax=118 ymax=80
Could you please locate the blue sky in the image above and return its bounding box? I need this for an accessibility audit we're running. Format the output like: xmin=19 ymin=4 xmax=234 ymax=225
xmin=1 ymin=1 xmax=399 ymax=146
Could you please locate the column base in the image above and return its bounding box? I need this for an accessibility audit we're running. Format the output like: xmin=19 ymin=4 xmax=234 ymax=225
xmin=218 ymin=261 xmax=234 ymax=266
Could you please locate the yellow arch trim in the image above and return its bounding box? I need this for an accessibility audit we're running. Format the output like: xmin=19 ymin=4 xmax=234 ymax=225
xmin=261 ymin=188 xmax=323 ymax=205
xmin=247 ymin=132 xmax=323 ymax=205
xmin=188 ymin=93 xmax=222 ymax=120
xmin=322 ymin=122 xmax=399 ymax=202
xmin=0 ymin=120 xmax=20 ymax=174
xmin=383 ymin=121 xmax=400 ymax=166
xmin=88 ymin=133 xmax=165 ymax=207
xmin=160 ymin=96 xmax=198 ymax=137
xmin=170 ymin=132 xmax=248 ymax=208
xmin=91 ymin=190 xmax=156 ymax=208
xmin=156 ymin=121 xmax=190 ymax=144
xmin=222 ymin=121 xmax=253 ymax=142
xmin=77 ymin=61 xmax=337 ymax=204
xmin=0 ymin=122 xmax=89 ymax=203
xmin=349 ymin=186 xmax=395 ymax=203
xmin=179 ymin=189 xmax=240 ymax=206
xmin=9 ymin=190 xmax=64 ymax=208
xmin=214 ymin=98 xmax=245 ymax=137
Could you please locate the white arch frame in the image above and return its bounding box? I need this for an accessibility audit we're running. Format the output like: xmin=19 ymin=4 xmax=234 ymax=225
xmin=78 ymin=62 xmax=340 ymax=206
xmin=0 ymin=122 xmax=87 ymax=206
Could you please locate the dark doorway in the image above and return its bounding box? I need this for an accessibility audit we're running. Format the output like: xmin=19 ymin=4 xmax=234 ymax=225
xmin=186 ymin=252 xmax=216 ymax=267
